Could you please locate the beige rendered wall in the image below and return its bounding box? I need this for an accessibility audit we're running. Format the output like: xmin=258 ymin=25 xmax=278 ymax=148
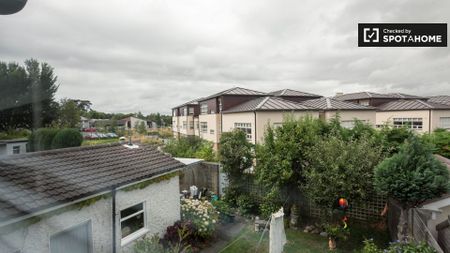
xmin=222 ymin=111 xmax=319 ymax=144
xmin=198 ymin=114 xmax=221 ymax=143
xmin=324 ymin=110 xmax=376 ymax=126
xmin=222 ymin=112 xmax=255 ymax=143
xmin=256 ymin=111 xmax=319 ymax=144
xmin=376 ymin=110 xmax=430 ymax=133
xmin=431 ymin=110 xmax=450 ymax=130
xmin=177 ymin=115 xmax=195 ymax=136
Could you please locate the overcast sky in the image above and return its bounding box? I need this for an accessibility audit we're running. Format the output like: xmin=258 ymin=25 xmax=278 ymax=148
xmin=1 ymin=0 xmax=449 ymax=114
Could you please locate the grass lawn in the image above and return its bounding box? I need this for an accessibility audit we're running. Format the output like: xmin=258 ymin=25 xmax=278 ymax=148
xmin=82 ymin=138 xmax=119 ymax=146
xmin=220 ymin=222 xmax=389 ymax=253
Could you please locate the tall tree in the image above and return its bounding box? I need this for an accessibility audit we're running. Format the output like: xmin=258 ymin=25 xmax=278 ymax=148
xmin=303 ymin=134 xmax=385 ymax=212
xmin=0 ymin=59 xmax=59 ymax=131
xmin=374 ymin=137 xmax=450 ymax=241
xmin=58 ymin=99 xmax=81 ymax=128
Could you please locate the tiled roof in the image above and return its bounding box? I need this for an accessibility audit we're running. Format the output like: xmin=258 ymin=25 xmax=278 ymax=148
xmin=172 ymin=97 xmax=204 ymax=109
xmin=268 ymin=89 xmax=322 ymax=97
xmin=201 ymin=87 xmax=266 ymax=101
xmin=335 ymin=92 xmax=398 ymax=101
xmin=302 ymin=97 xmax=375 ymax=110
xmin=223 ymin=96 xmax=316 ymax=113
xmin=0 ymin=144 xmax=184 ymax=224
xmin=388 ymin=93 xmax=425 ymax=99
xmin=378 ymin=99 xmax=450 ymax=111
xmin=428 ymin=96 xmax=450 ymax=106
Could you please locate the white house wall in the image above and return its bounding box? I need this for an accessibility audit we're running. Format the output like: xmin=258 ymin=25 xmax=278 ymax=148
xmin=376 ymin=110 xmax=430 ymax=133
xmin=0 ymin=175 xmax=180 ymax=253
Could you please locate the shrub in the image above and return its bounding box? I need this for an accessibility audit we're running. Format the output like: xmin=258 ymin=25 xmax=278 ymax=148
xmin=181 ymin=198 xmax=219 ymax=239
xmin=212 ymin=200 xmax=235 ymax=223
xmin=362 ymin=239 xmax=437 ymax=253
xmin=51 ymin=128 xmax=83 ymax=149
xmin=134 ymin=233 xmax=192 ymax=253
xmin=236 ymin=193 xmax=260 ymax=216
xmin=163 ymin=221 xmax=196 ymax=246
xmin=28 ymin=128 xmax=59 ymax=151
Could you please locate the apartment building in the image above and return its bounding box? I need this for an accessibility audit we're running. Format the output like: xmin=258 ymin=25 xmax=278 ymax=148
xmin=302 ymin=97 xmax=376 ymax=128
xmin=376 ymin=99 xmax=450 ymax=133
xmin=172 ymin=87 xmax=324 ymax=148
xmin=222 ymin=96 xmax=320 ymax=144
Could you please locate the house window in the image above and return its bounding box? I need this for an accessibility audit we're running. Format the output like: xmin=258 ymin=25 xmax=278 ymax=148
xmin=120 ymin=202 xmax=145 ymax=240
xmin=210 ymin=129 xmax=215 ymax=134
xmin=200 ymin=104 xmax=208 ymax=114
xmin=188 ymin=107 xmax=194 ymax=115
xmin=189 ymin=121 xmax=194 ymax=130
xmin=439 ymin=117 xmax=450 ymax=129
xmin=234 ymin=123 xmax=252 ymax=140
xmin=12 ymin=146 xmax=20 ymax=154
xmin=50 ymin=221 xmax=92 ymax=253
xmin=182 ymin=121 xmax=187 ymax=129
xmin=341 ymin=120 xmax=356 ymax=129
xmin=200 ymin=122 xmax=208 ymax=133
xmin=272 ymin=122 xmax=283 ymax=128
xmin=393 ymin=118 xmax=423 ymax=130
xmin=195 ymin=122 xmax=199 ymax=129
xmin=359 ymin=100 xmax=370 ymax=106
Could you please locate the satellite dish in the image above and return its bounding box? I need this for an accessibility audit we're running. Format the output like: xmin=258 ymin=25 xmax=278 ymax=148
xmin=0 ymin=0 xmax=28 ymax=15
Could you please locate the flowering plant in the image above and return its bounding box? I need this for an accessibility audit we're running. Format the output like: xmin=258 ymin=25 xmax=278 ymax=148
xmin=181 ymin=198 xmax=219 ymax=238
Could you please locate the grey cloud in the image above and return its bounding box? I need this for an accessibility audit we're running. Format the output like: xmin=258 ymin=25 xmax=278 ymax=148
xmin=0 ymin=0 xmax=449 ymax=114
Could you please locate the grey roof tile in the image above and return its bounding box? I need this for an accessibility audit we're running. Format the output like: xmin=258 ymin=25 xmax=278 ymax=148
xmin=268 ymin=89 xmax=322 ymax=97
xmin=200 ymin=87 xmax=266 ymax=101
xmin=428 ymin=96 xmax=450 ymax=106
xmin=378 ymin=99 xmax=450 ymax=111
xmin=302 ymin=97 xmax=375 ymax=110
xmin=0 ymin=144 xmax=184 ymax=223
xmin=223 ymin=96 xmax=317 ymax=113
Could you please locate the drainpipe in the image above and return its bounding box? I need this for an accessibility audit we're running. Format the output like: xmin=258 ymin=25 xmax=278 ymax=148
xmin=429 ymin=109 xmax=432 ymax=134
xmin=112 ymin=188 xmax=117 ymax=253
xmin=254 ymin=111 xmax=257 ymax=144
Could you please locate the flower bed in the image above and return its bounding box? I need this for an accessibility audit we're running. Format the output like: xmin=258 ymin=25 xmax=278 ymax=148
xmin=181 ymin=198 xmax=219 ymax=239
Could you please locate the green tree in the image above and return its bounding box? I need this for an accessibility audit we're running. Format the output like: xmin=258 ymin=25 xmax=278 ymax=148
xmin=51 ymin=128 xmax=83 ymax=149
xmin=255 ymin=116 xmax=325 ymax=213
xmin=303 ymin=134 xmax=385 ymax=212
xmin=58 ymin=99 xmax=81 ymax=128
xmin=0 ymin=59 xmax=59 ymax=131
xmin=220 ymin=130 xmax=253 ymax=205
xmin=374 ymin=136 xmax=450 ymax=241
xmin=422 ymin=128 xmax=450 ymax=159
xmin=136 ymin=121 xmax=147 ymax=135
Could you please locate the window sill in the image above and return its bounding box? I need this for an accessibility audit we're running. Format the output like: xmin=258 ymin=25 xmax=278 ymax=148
xmin=121 ymin=228 xmax=149 ymax=247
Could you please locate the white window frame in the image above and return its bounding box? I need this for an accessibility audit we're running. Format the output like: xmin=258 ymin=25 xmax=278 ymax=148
xmin=120 ymin=202 xmax=148 ymax=246
xmin=234 ymin=123 xmax=252 ymax=140
xmin=393 ymin=117 xmax=423 ymax=130
xmin=200 ymin=122 xmax=208 ymax=133
xmin=210 ymin=129 xmax=215 ymax=134
xmin=12 ymin=145 xmax=21 ymax=154
xmin=182 ymin=121 xmax=187 ymax=129
xmin=439 ymin=117 xmax=450 ymax=129
xmin=200 ymin=104 xmax=208 ymax=115
xmin=188 ymin=107 xmax=194 ymax=115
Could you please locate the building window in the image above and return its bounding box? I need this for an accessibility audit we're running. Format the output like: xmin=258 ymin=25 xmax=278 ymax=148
xmin=210 ymin=129 xmax=215 ymax=134
xmin=182 ymin=107 xmax=187 ymax=116
xmin=439 ymin=117 xmax=450 ymax=129
xmin=188 ymin=107 xmax=194 ymax=115
xmin=393 ymin=118 xmax=423 ymax=130
xmin=195 ymin=122 xmax=199 ymax=129
xmin=234 ymin=123 xmax=252 ymax=140
xmin=12 ymin=146 xmax=20 ymax=154
xmin=182 ymin=121 xmax=187 ymax=129
xmin=200 ymin=104 xmax=208 ymax=114
xmin=50 ymin=221 xmax=92 ymax=253
xmin=272 ymin=122 xmax=283 ymax=128
xmin=189 ymin=121 xmax=194 ymax=129
xmin=200 ymin=122 xmax=208 ymax=133
xmin=341 ymin=120 xmax=356 ymax=129
xmin=359 ymin=100 xmax=370 ymax=106
xmin=120 ymin=202 xmax=145 ymax=240
xmin=173 ymin=110 xmax=177 ymax=117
